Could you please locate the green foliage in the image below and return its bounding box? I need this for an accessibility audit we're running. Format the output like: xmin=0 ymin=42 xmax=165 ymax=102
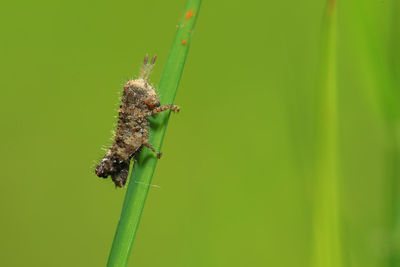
xmin=312 ymin=1 xmax=342 ymax=266
xmin=345 ymin=1 xmax=400 ymax=266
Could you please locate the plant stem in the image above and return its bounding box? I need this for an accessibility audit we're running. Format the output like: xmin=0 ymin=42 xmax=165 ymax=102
xmin=387 ymin=2 xmax=400 ymax=266
xmin=386 ymin=122 xmax=400 ymax=266
xmin=106 ymin=1 xmax=201 ymax=266
xmin=312 ymin=1 xmax=343 ymax=266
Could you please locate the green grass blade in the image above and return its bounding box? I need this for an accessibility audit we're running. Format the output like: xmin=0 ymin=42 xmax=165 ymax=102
xmin=344 ymin=1 xmax=400 ymax=265
xmin=351 ymin=1 xmax=400 ymax=265
xmin=387 ymin=2 xmax=400 ymax=266
xmin=106 ymin=1 xmax=201 ymax=266
xmin=312 ymin=1 xmax=343 ymax=266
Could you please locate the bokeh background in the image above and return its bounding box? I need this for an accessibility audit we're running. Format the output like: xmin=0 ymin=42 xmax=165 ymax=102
xmin=0 ymin=0 xmax=398 ymax=266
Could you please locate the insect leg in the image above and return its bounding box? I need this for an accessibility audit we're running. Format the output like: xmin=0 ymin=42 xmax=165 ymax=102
xmin=143 ymin=141 xmax=162 ymax=159
xmin=152 ymin=104 xmax=180 ymax=115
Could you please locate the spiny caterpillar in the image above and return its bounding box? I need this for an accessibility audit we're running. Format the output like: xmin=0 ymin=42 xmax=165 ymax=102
xmin=95 ymin=55 xmax=180 ymax=187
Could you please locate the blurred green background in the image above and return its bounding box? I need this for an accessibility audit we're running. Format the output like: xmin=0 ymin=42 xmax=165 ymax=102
xmin=0 ymin=0 xmax=398 ymax=266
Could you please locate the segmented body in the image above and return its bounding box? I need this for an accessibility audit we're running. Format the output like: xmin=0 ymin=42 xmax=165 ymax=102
xmin=95 ymin=55 xmax=180 ymax=187
xmin=113 ymin=79 xmax=156 ymax=161
xmin=95 ymin=79 xmax=160 ymax=187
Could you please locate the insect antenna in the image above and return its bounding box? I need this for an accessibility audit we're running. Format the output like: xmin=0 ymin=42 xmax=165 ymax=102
xmin=144 ymin=55 xmax=157 ymax=84
xmin=139 ymin=54 xmax=149 ymax=79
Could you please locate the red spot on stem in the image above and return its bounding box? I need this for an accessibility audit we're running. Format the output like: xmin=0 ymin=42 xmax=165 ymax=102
xmin=182 ymin=39 xmax=188 ymax=45
xmin=185 ymin=10 xmax=194 ymax=20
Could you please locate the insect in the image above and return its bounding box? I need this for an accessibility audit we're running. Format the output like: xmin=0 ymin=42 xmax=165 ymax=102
xmin=95 ymin=55 xmax=180 ymax=187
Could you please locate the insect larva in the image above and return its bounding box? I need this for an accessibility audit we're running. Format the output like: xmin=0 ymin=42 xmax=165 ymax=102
xmin=95 ymin=55 xmax=180 ymax=187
